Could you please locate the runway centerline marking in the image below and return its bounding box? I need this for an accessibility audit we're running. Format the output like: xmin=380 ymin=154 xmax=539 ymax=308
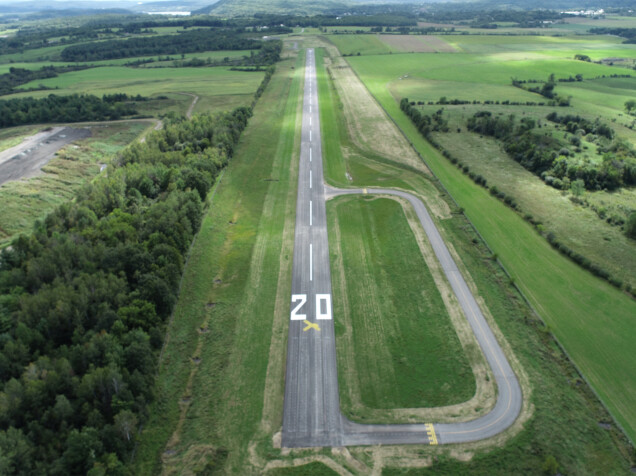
xmin=309 ymin=148 xmax=312 ymax=162
xmin=309 ymin=243 xmax=313 ymax=282
xmin=309 ymin=169 xmax=312 ymax=189
xmin=310 ymin=200 xmax=313 ymax=226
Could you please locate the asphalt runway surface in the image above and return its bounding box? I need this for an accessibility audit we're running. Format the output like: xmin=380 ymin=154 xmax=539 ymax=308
xmin=0 ymin=127 xmax=91 ymax=186
xmin=281 ymin=49 xmax=521 ymax=448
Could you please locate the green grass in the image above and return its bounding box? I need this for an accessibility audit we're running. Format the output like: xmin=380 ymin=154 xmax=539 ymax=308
xmin=12 ymin=65 xmax=264 ymax=98
xmin=133 ymin=50 xmax=304 ymax=475
xmin=346 ymin=51 xmax=636 ymax=443
xmin=0 ymin=121 xmax=149 ymax=247
xmin=327 ymin=34 xmax=393 ymax=56
xmin=266 ymin=462 xmax=340 ymax=475
xmin=328 ymin=196 xmax=475 ymax=412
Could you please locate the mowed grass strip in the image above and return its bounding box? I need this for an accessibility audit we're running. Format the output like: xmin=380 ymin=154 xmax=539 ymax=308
xmin=133 ymin=51 xmax=303 ymax=474
xmin=329 ymin=196 xmax=475 ymax=411
xmin=346 ymin=53 xmax=636 ymax=442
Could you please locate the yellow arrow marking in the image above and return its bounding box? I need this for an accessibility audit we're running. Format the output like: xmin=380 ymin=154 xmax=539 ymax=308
xmin=303 ymin=320 xmax=320 ymax=332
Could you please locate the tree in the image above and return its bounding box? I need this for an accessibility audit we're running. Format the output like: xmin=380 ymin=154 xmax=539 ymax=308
xmin=570 ymin=179 xmax=585 ymax=197
xmin=625 ymin=99 xmax=636 ymax=114
xmin=114 ymin=410 xmax=138 ymax=442
xmin=626 ymin=211 xmax=636 ymax=240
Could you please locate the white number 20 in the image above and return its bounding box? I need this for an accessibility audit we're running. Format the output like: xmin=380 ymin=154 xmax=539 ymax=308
xmin=290 ymin=294 xmax=332 ymax=320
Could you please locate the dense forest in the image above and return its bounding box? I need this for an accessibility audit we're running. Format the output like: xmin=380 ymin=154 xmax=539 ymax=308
xmin=60 ymin=28 xmax=261 ymax=62
xmin=0 ymin=106 xmax=252 ymax=474
xmin=0 ymin=94 xmax=144 ymax=128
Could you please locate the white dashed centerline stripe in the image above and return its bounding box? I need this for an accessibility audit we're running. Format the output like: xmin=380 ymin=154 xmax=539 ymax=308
xmin=310 ymin=200 xmax=313 ymax=225
xmin=309 ymin=148 xmax=312 ymax=162
xmin=309 ymin=243 xmax=313 ymax=282
xmin=309 ymin=130 xmax=312 ymax=142
xmin=309 ymin=169 xmax=312 ymax=189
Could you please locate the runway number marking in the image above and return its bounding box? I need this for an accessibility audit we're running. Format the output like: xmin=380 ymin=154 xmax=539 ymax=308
xmin=316 ymin=294 xmax=332 ymax=320
xmin=290 ymin=294 xmax=307 ymax=320
xmin=290 ymin=294 xmax=333 ymax=321
xmin=303 ymin=320 xmax=320 ymax=332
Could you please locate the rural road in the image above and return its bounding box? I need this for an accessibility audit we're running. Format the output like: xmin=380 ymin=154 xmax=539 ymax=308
xmin=281 ymin=49 xmax=522 ymax=448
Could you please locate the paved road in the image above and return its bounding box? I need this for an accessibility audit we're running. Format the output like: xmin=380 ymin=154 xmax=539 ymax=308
xmin=282 ymin=49 xmax=522 ymax=448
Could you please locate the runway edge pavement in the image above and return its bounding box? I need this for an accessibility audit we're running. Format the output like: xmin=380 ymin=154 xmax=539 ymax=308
xmin=281 ymin=48 xmax=522 ymax=448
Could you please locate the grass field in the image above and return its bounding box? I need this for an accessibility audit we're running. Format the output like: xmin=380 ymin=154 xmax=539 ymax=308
xmin=345 ymin=48 xmax=636 ymax=443
xmin=327 ymin=34 xmax=393 ymax=56
xmin=0 ymin=121 xmax=149 ymax=247
xmin=133 ymin=50 xmax=304 ymax=475
xmin=13 ymin=65 xmax=264 ymax=97
xmin=328 ymin=196 xmax=475 ymax=412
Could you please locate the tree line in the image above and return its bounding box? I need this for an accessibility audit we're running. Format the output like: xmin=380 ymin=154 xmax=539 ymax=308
xmin=0 ymin=94 xmax=144 ymax=129
xmin=60 ymin=28 xmax=262 ymax=62
xmin=0 ymin=65 xmax=90 ymax=96
xmin=0 ymin=106 xmax=252 ymax=474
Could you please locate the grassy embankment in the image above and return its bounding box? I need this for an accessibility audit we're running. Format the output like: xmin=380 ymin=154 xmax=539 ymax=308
xmin=315 ymin=41 xmax=634 ymax=473
xmin=133 ymin=50 xmax=304 ymax=475
xmin=345 ymin=45 xmax=636 ymax=443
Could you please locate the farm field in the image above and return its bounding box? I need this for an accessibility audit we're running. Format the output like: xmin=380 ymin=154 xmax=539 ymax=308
xmin=133 ymin=49 xmax=303 ymax=475
xmin=312 ymin=39 xmax=633 ymax=473
xmin=10 ymin=66 xmax=264 ymax=110
xmin=328 ymin=195 xmax=476 ymax=414
xmin=341 ymin=35 xmax=636 ymax=442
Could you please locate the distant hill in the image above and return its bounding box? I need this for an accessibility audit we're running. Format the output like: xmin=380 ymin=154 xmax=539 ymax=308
xmin=194 ymin=0 xmax=351 ymax=17
xmin=195 ymin=0 xmax=636 ymax=18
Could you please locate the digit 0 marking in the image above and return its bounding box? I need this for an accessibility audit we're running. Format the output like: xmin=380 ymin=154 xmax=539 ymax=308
xmin=316 ymin=294 xmax=332 ymax=320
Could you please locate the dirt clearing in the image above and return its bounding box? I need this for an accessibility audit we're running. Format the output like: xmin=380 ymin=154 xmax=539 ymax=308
xmin=0 ymin=126 xmax=91 ymax=186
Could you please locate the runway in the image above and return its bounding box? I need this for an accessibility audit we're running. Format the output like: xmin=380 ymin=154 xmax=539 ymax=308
xmin=281 ymin=49 xmax=521 ymax=448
